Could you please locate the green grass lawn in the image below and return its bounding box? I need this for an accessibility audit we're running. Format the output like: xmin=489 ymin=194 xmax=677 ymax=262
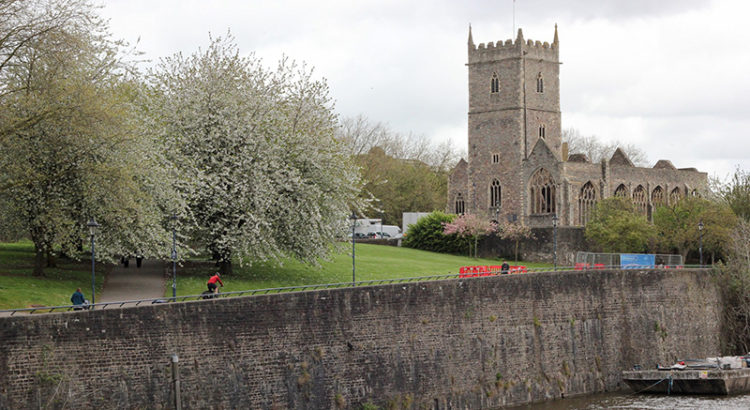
xmin=0 ymin=240 xmax=106 ymax=309
xmin=0 ymin=239 xmax=550 ymax=308
xmin=174 ymin=243 xmax=552 ymax=296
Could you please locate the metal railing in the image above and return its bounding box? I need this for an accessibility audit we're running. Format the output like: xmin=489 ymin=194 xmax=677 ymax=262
xmin=0 ymin=265 xmax=710 ymax=316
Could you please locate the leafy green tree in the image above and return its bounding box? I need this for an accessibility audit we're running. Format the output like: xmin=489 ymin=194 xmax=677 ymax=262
xmin=653 ymin=196 xmax=736 ymax=261
xmin=0 ymin=0 xmax=176 ymax=275
xmin=149 ymin=34 xmax=361 ymax=274
xmin=402 ymin=211 xmax=465 ymax=254
xmin=721 ymin=167 xmax=750 ymax=222
xmin=337 ymin=115 xmax=460 ymax=226
xmin=585 ymin=197 xmax=655 ymax=253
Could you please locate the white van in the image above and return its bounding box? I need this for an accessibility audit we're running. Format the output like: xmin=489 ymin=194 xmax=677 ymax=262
xmin=368 ymin=225 xmax=402 ymax=239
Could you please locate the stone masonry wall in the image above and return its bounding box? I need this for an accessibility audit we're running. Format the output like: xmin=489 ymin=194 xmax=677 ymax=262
xmin=0 ymin=269 xmax=721 ymax=409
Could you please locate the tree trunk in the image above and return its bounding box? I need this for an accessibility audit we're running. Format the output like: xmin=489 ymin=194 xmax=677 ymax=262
xmin=514 ymin=240 xmax=519 ymax=262
xmin=217 ymin=259 xmax=233 ymax=276
xmin=45 ymin=248 xmax=56 ymax=268
xmin=33 ymin=246 xmax=45 ymax=277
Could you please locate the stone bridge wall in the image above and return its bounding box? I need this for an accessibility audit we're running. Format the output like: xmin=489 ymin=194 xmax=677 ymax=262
xmin=0 ymin=269 xmax=721 ymax=409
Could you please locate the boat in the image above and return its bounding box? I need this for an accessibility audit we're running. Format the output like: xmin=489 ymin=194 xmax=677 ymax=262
xmin=623 ymin=356 xmax=750 ymax=395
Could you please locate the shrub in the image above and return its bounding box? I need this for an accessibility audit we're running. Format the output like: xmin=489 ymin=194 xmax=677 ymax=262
xmin=402 ymin=211 xmax=466 ymax=254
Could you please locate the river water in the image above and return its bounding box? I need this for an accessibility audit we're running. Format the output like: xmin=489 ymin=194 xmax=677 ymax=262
xmin=517 ymin=392 xmax=750 ymax=409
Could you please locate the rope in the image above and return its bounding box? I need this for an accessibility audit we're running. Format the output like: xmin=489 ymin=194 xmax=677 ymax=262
xmin=629 ymin=375 xmax=672 ymax=395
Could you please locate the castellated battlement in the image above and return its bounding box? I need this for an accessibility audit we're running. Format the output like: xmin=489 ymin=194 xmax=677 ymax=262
xmin=468 ymin=27 xmax=559 ymax=65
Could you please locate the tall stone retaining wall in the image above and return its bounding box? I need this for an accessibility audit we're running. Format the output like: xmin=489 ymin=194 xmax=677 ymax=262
xmin=0 ymin=269 xmax=721 ymax=409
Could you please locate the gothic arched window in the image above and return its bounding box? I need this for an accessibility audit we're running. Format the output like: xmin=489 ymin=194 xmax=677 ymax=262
xmin=651 ymin=186 xmax=665 ymax=207
xmin=538 ymin=124 xmax=546 ymax=139
xmin=614 ymin=184 xmax=628 ymax=198
xmin=455 ymin=193 xmax=465 ymax=215
xmin=490 ymin=179 xmax=501 ymax=208
xmin=536 ymin=72 xmax=544 ymax=93
xmin=578 ymin=182 xmax=597 ymax=226
xmin=669 ymin=187 xmax=682 ymax=204
xmin=633 ymin=185 xmax=647 ymax=215
xmin=491 ymin=73 xmax=499 ymax=94
xmin=530 ymin=168 xmax=555 ymax=214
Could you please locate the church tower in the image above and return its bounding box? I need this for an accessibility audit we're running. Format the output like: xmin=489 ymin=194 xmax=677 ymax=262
xmin=465 ymin=25 xmax=561 ymax=222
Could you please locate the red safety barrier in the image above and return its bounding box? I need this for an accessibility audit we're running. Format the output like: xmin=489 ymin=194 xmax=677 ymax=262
xmin=459 ymin=265 xmax=498 ymax=277
xmin=594 ymin=263 xmax=605 ymax=270
xmin=575 ymin=263 xmax=590 ymax=270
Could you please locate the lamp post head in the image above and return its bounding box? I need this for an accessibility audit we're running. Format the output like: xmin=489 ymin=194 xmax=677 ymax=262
xmin=698 ymin=220 xmax=704 ymax=231
xmin=87 ymin=218 xmax=100 ymax=236
xmin=349 ymin=212 xmax=357 ymax=221
xmin=552 ymin=214 xmax=558 ymax=228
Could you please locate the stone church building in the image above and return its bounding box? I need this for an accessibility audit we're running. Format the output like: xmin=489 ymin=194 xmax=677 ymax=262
xmin=447 ymin=26 xmax=708 ymax=227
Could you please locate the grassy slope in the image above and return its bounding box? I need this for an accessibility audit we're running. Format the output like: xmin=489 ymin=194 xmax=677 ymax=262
xmin=175 ymin=243 xmax=551 ymax=296
xmin=0 ymin=240 xmax=105 ymax=309
xmin=0 ymin=240 xmax=550 ymax=307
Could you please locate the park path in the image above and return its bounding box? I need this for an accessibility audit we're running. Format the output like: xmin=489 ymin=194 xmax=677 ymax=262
xmin=98 ymin=259 xmax=165 ymax=305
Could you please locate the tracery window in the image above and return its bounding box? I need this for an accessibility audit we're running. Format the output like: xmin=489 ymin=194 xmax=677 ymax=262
xmin=529 ymin=168 xmax=555 ymax=214
xmin=492 ymin=153 xmax=500 ymax=163
xmin=614 ymin=184 xmax=628 ymax=198
xmin=491 ymin=73 xmax=499 ymax=94
xmin=669 ymin=187 xmax=682 ymax=204
xmin=490 ymin=179 xmax=501 ymax=208
xmin=455 ymin=193 xmax=465 ymax=215
xmin=633 ymin=185 xmax=647 ymax=215
xmin=536 ymin=72 xmax=544 ymax=93
xmin=651 ymin=186 xmax=665 ymax=207
xmin=577 ymin=182 xmax=597 ymax=226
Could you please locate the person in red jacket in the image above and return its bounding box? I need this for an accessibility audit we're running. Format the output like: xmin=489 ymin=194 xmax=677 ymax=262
xmin=207 ymin=272 xmax=224 ymax=294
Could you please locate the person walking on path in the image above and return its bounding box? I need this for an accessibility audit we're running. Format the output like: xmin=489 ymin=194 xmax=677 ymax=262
xmin=71 ymin=288 xmax=86 ymax=310
xmin=501 ymin=261 xmax=510 ymax=274
xmin=207 ymin=272 xmax=224 ymax=294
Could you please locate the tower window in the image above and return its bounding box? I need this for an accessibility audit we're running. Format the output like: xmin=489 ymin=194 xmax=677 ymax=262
xmin=490 ymin=73 xmax=499 ymax=94
xmin=490 ymin=179 xmax=502 ymax=208
xmin=538 ymin=125 xmax=546 ymax=139
xmin=492 ymin=153 xmax=500 ymax=163
xmin=536 ymin=73 xmax=544 ymax=93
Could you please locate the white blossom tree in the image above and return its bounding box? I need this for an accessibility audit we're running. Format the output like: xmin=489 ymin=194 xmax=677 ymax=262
xmin=149 ymin=34 xmax=362 ymax=273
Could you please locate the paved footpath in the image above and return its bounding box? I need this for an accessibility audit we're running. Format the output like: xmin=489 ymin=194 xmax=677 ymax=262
xmin=98 ymin=259 xmax=166 ymax=305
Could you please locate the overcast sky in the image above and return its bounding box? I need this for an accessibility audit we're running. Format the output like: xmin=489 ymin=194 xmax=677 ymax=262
xmin=101 ymin=0 xmax=749 ymax=180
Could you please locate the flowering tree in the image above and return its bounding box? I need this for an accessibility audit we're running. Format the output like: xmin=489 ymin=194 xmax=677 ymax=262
xmin=148 ymin=33 xmax=361 ymax=273
xmin=443 ymin=213 xmax=497 ymax=258
xmin=498 ymin=222 xmax=535 ymax=262
xmin=0 ymin=0 xmax=178 ymax=275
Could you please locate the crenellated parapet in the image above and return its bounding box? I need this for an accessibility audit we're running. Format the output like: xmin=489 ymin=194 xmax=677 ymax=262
xmin=468 ymin=26 xmax=559 ymax=65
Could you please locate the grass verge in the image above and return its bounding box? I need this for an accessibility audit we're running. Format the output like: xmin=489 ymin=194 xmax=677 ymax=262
xmin=0 ymin=240 xmax=106 ymax=309
xmin=175 ymin=243 xmax=551 ymax=296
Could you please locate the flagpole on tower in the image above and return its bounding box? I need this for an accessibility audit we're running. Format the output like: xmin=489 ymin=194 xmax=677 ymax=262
xmin=513 ymin=0 xmax=516 ymax=36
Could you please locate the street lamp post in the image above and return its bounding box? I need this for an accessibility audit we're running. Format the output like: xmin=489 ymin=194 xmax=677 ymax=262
xmin=380 ymin=211 xmax=384 ymax=239
xmin=171 ymin=213 xmax=178 ymax=300
xmin=552 ymin=214 xmax=558 ymax=271
xmin=698 ymin=220 xmax=704 ymax=267
xmin=87 ymin=218 xmax=100 ymax=308
xmin=350 ymin=212 xmax=357 ymax=286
